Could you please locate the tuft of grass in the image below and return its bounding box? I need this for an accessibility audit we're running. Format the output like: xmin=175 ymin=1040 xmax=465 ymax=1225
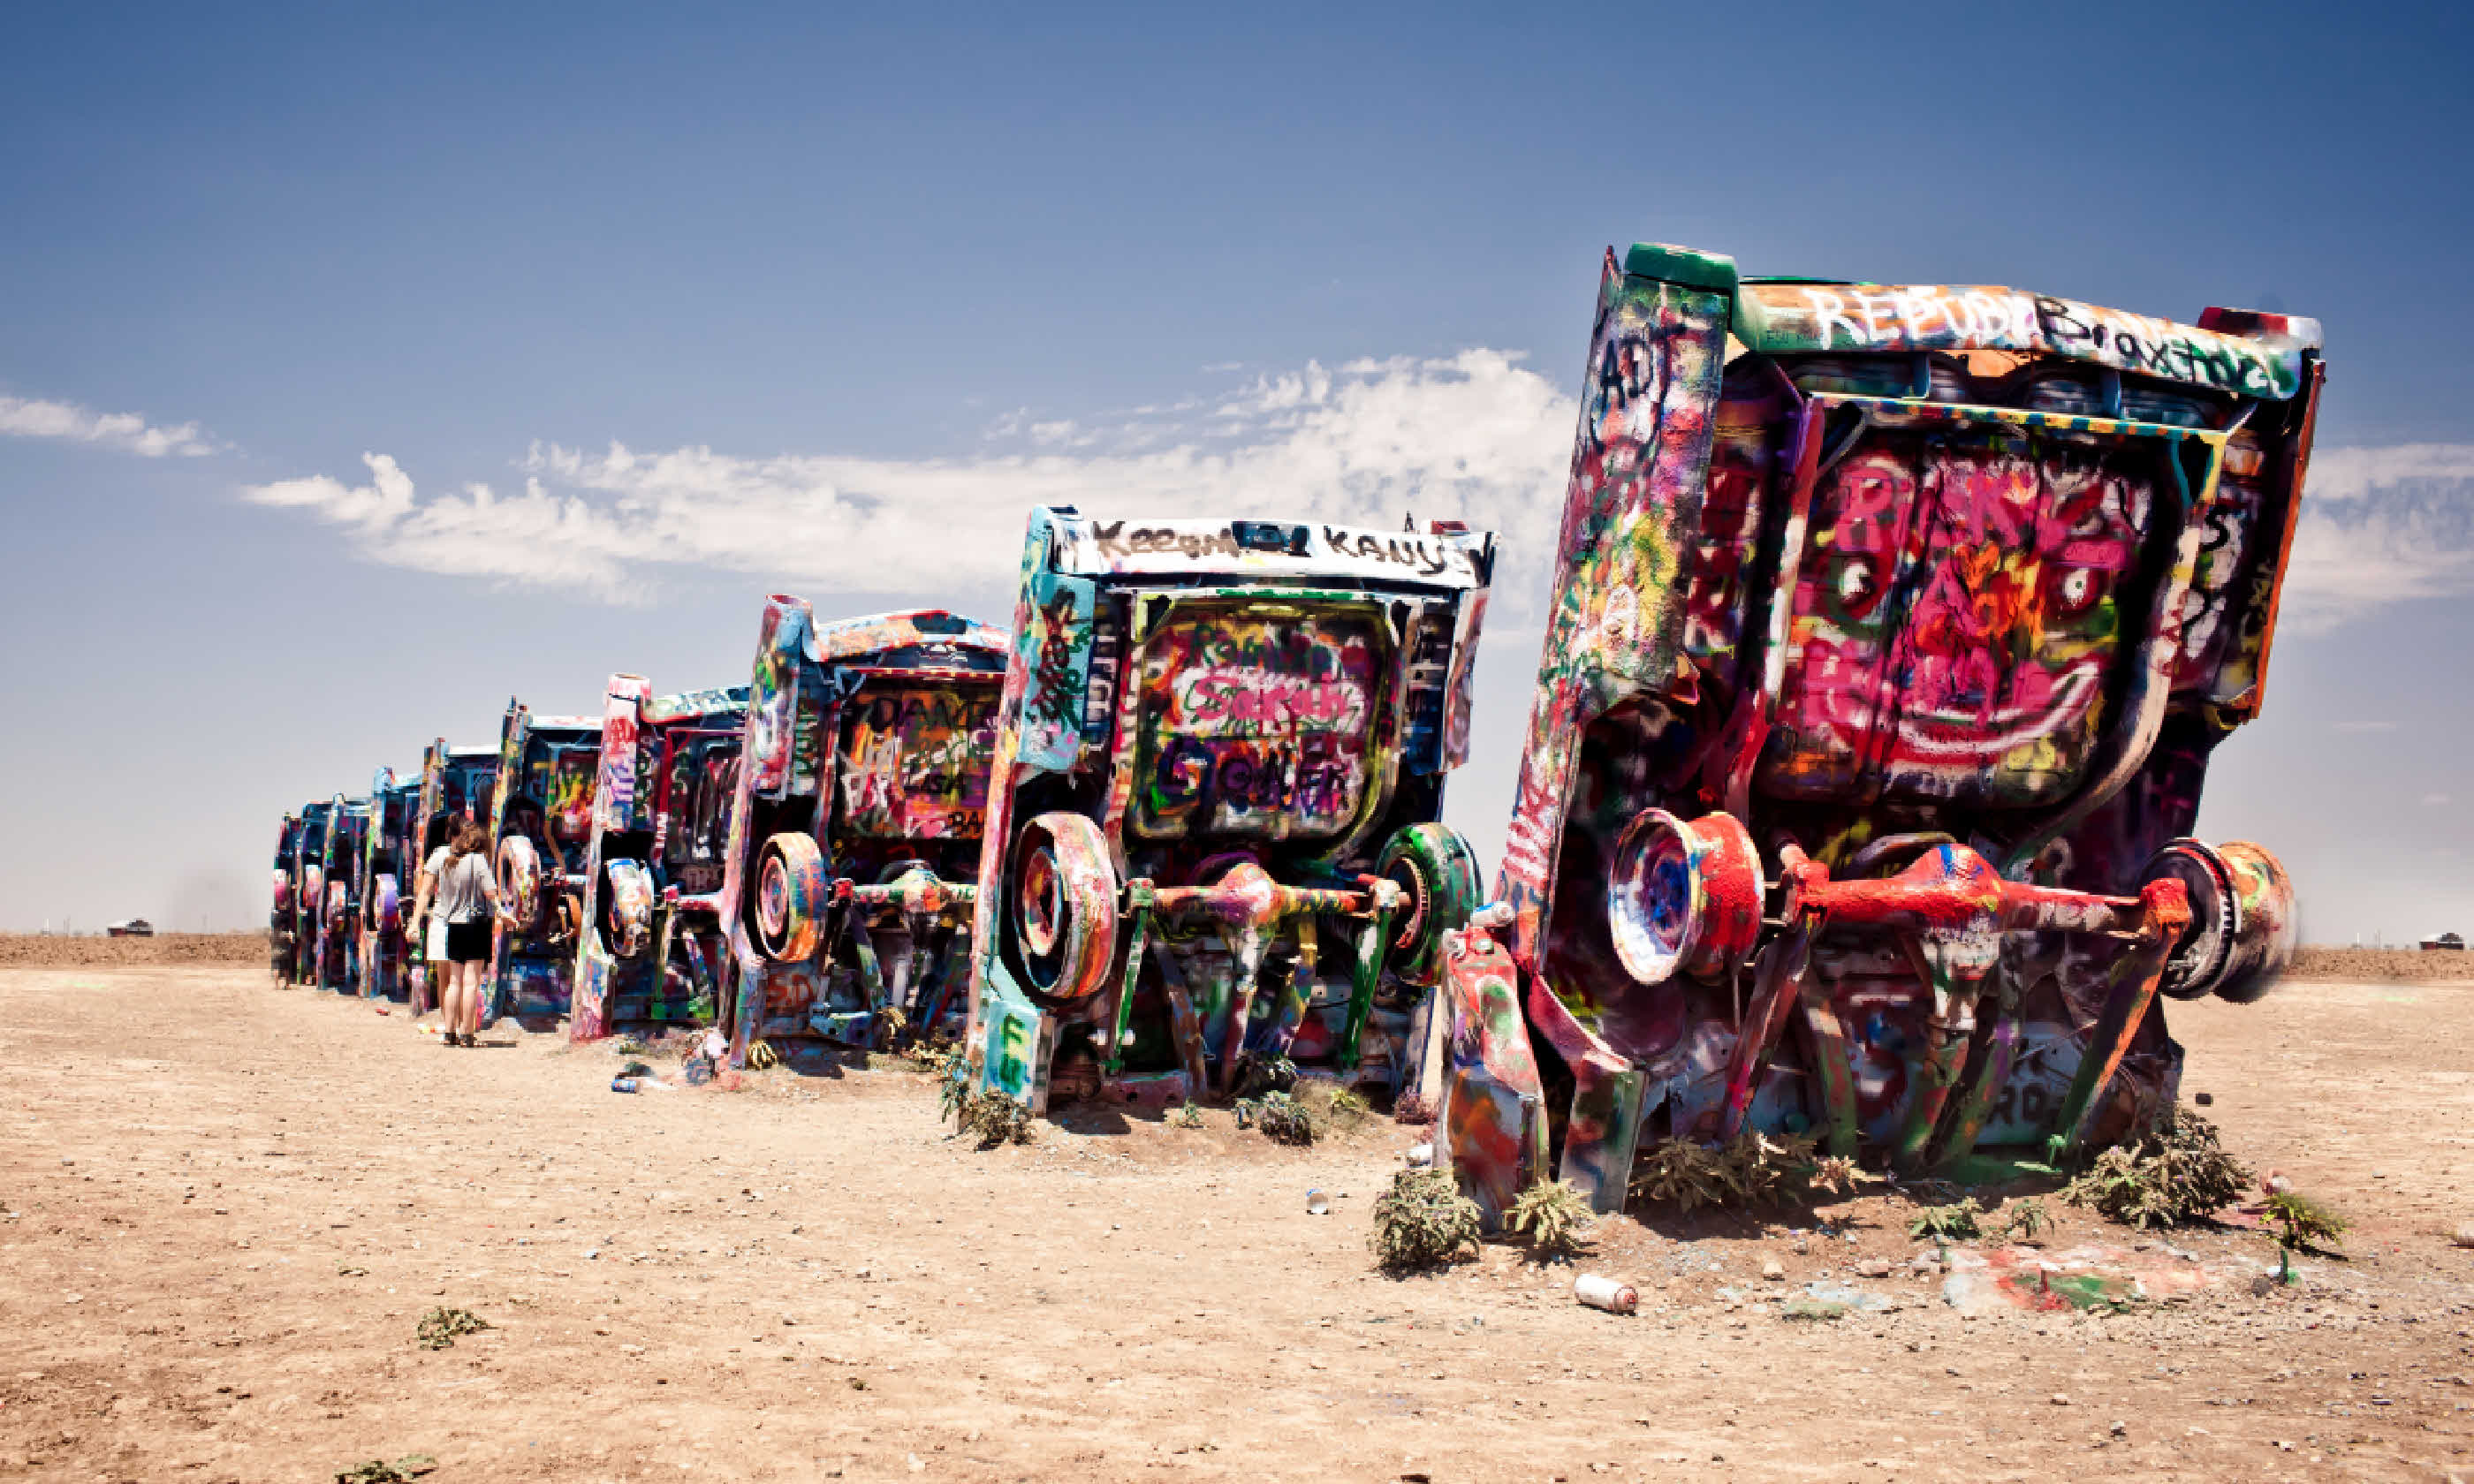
xmin=1628 ymin=1130 xmax=1818 ymax=1213
xmin=1236 ymin=1090 xmax=1317 ymax=1146
xmin=1504 ymin=1179 xmax=1595 ymax=1258
xmin=1808 ymin=1155 xmax=1878 ymax=1199
xmin=1172 ymin=1101 xmax=1205 ymax=1130
xmin=2261 ymin=1191 xmax=2348 ymax=1284
xmin=959 ymin=1088 xmax=1036 ymax=1148
xmin=1327 ymin=1086 xmax=1370 ymax=1119
xmin=2000 ymin=1196 xmax=2053 ymax=1242
xmin=334 ymin=1456 xmax=437 ymax=1484
xmin=1908 ymin=1198 xmax=1985 ymax=1244
xmin=414 ymin=1306 xmax=490 ymax=1351
xmin=1370 ymin=1168 xmax=1483 ymax=1271
xmin=2060 ymin=1106 xmax=2252 ymax=1230
xmin=1236 ymin=1055 xmax=1299 ymax=1100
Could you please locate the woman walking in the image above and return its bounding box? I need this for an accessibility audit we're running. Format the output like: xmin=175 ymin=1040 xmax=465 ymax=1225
xmin=410 ymin=820 xmax=505 ymax=1047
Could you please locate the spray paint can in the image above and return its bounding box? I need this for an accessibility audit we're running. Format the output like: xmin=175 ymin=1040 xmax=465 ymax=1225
xmin=611 ymin=1077 xmax=641 ymax=1094
xmin=1573 ymin=1274 xmax=1637 ymax=1314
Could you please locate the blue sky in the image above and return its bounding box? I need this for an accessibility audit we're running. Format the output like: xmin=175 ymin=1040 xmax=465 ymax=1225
xmin=6 ymin=2 xmax=2472 ymax=939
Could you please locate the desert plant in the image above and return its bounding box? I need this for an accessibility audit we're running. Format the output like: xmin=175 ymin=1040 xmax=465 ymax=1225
xmin=1370 ymin=1168 xmax=1483 ymax=1270
xmin=1236 ymin=1054 xmax=1299 ymax=1100
xmin=414 ymin=1306 xmax=490 ymax=1351
xmin=1172 ymin=1101 xmax=1205 ymax=1129
xmin=335 ymin=1456 xmax=438 ymax=1484
xmin=959 ymin=1089 xmax=1035 ymax=1148
xmin=1327 ymin=1086 xmax=1370 ymax=1119
xmin=2000 ymin=1196 xmax=2053 ymax=1242
xmin=1909 ymin=1198 xmax=1985 ymax=1244
xmin=1628 ymin=1131 xmax=1819 ymax=1212
xmin=1808 ymin=1155 xmax=1878 ymax=1199
xmin=2261 ymin=1191 xmax=2348 ymax=1284
xmin=1236 ymin=1090 xmax=1317 ymax=1146
xmin=1629 ymin=1136 xmax=1734 ymax=1212
xmin=1504 ymin=1179 xmax=1595 ymax=1258
xmin=2060 ymin=1107 xmax=2252 ymax=1230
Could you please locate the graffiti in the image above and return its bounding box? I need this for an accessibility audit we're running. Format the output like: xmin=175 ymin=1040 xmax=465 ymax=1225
xmin=966 ymin=504 xmax=1492 ymax=1118
xmin=1448 ymin=241 xmax=2321 ymax=1219
xmin=1133 ymin=611 xmax=1379 ymax=839
xmin=1735 ymin=281 xmax=2309 ymax=400
xmin=839 ymin=686 xmax=998 ymax=838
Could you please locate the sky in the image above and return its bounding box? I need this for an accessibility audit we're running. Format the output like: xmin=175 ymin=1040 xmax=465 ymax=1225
xmin=5 ymin=1 xmax=2473 ymax=942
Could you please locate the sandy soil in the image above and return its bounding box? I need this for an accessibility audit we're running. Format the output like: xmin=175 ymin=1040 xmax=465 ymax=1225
xmin=0 ymin=967 xmax=2469 ymax=1483
xmin=2289 ymin=948 xmax=2474 ymax=982
xmin=0 ymin=934 xmax=269 ymax=968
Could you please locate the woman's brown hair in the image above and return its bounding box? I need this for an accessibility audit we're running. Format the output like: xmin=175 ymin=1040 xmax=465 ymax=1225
xmin=449 ymin=820 xmax=492 ymax=859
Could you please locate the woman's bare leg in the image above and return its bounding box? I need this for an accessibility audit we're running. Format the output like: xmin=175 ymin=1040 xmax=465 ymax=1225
xmin=459 ymin=959 xmax=485 ymax=1040
xmin=443 ymin=965 xmax=469 ymax=1042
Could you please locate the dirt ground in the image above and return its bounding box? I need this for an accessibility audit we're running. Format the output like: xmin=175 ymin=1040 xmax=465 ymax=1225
xmin=0 ymin=966 xmax=2468 ymax=1483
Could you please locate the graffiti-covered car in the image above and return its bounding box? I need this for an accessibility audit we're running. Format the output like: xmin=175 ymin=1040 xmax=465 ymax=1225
xmin=1441 ymin=243 xmax=2319 ymax=1219
xmin=404 ymin=739 xmax=502 ymax=1012
xmin=484 ymin=701 xmax=603 ymax=1025
xmin=568 ymin=676 xmax=749 ymax=1041
xmin=965 ymin=507 xmax=1496 ymax=1115
xmin=279 ymin=799 xmax=334 ymax=987
xmin=353 ymin=766 xmax=421 ymax=1002
xmin=719 ymin=601 xmax=1009 ymax=1064
xmin=314 ymin=794 xmax=372 ymax=992
xmin=270 ymin=810 xmax=303 ymax=982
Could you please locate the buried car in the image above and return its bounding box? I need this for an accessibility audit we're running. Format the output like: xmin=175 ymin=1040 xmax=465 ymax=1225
xmin=1440 ymin=243 xmax=2319 ymax=1220
xmin=404 ymin=738 xmax=502 ymax=1012
xmin=567 ymin=675 xmax=750 ymax=1041
xmin=278 ymin=799 xmax=335 ymax=987
xmin=483 ymin=701 xmax=603 ymax=1025
xmin=270 ymin=810 xmax=304 ymax=982
xmin=353 ymin=765 xmax=422 ymax=1002
xmin=718 ymin=601 xmax=1009 ymax=1064
xmin=313 ymin=793 xmax=372 ymax=992
xmin=963 ymin=506 xmax=1496 ymax=1115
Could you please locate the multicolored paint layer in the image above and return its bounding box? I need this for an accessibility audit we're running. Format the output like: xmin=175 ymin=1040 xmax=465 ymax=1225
xmin=483 ymin=701 xmax=603 ymax=1025
xmin=1446 ymin=243 xmax=2321 ymax=1220
xmin=713 ymin=598 xmax=1009 ymax=1065
xmin=569 ymin=674 xmax=750 ymax=1042
xmin=965 ymin=506 xmax=1495 ymax=1117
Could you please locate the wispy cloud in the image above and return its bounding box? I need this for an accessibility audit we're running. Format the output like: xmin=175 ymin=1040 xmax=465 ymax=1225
xmin=242 ymin=350 xmax=1576 ymax=605
xmin=2282 ymin=443 xmax=2474 ymax=632
xmin=0 ymin=394 xmax=216 ymax=458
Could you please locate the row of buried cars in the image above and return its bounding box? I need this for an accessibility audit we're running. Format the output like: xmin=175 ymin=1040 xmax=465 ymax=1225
xmin=269 ymin=242 xmax=2326 ymax=1221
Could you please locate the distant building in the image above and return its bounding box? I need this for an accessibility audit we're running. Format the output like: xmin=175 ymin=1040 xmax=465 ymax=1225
xmin=2421 ymin=931 xmax=2465 ymax=951
xmin=105 ymin=918 xmax=154 ymax=938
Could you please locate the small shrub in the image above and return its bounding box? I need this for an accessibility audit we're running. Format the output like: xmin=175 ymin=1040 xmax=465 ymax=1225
xmin=1327 ymin=1086 xmax=1370 ymax=1119
xmin=1908 ymin=1198 xmax=1985 ymax=1244
xmin=414 ymin=1306 xmax=490 ymax=1351
xmin=1236 ymin=1055 xmax=1299 ymax=1100
xmin=744 ymin=1038 xmax=780 ymax=1071
xmin=1505 ymin=1179 xmax=1595 ymax=1258
xmin=2060 ymin=1107 xmax=2251 ymax=1230
xmin=1370 ymin=1168 xmax=1483 ymax=1271
xmin=1172 ymin=1101 xmax=1205 ymax=1130
xmin=2261 ymin=1192 xmax=2348 ymax=1284
xmin=959 ymin=1089 xmax=1035 ymax=1148
xmin=335 ymin=1457 xmax=438 ymax=1484
xmin=1628 ymin=1131 xmax=1817 ymax=1212
xmin=1808 ymin=1155 xmax=1875 ymax=1199
xmin=1236 ymin=1090 xmax=1317 ymax=1146
xmin=2000 ymin=1197 xmax=2053 ymax=1242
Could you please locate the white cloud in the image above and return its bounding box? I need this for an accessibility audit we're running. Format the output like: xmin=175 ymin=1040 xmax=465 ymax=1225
xmin=2280 ymin=443 xmax=2474 ymax=632
xmin=242 ymin=349 xmax=1578 ymax=606
xmin=0 ymin=395 xmax=215 ymax=458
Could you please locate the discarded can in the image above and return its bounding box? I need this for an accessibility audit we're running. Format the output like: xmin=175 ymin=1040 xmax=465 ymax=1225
xmin=1573 ymin=1274 xmax=1637 ymax=1314
xmin=1305 ymin=1189 xmax=1331 ymax=1215
xmin=611 ymin=1077 xmax=640 ymax=1094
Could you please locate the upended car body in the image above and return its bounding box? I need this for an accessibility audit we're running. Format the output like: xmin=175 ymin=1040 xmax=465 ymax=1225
xmin=270 ymin=811 xmax=304 ymax=982
xmin=721 ymin=601 xmax=1009 ymax=1064
xmin=313 ymin=796 xmax=370 ymax=992
xmin=484 ymin=701 xmax=603 ymax=1025
xmin=403 ymin=739 xmax=502 ymax=1012
xmin=1441 ymin=244 xmax=2319 ymax=1219
xmin=353 ymin=766 xmax=421 ymax=1002
xmin=568 ymin=676 xmax=750 ymax=1041
xmin=965 ymin=506 xmax=1496 ymax=1115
